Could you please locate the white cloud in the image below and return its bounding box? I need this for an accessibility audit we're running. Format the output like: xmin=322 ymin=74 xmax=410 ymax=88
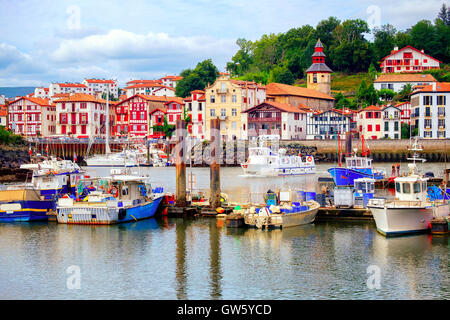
xmin=51 ymin=29 xmax=236 ymax=64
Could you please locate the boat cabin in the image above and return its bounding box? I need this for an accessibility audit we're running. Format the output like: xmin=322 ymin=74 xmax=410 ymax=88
xmin=394 ymin=176 xmax=428 ymax=202
xmin=345 ymin=156 xmax=372 ymax=169
xmin=354 ymin=178 xmax=375 ymax=194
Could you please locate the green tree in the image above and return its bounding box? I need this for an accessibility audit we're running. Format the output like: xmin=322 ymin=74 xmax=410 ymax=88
xmin=437 ymin=3 xmax=450 ymax=25
xmin=401 ymin=123 xmax=412 ymax=139
xmin=315 ymin=17 xmax=341 ymax=47
xmin=394 ymin=84 xmax=413 ymax=102
xmin=368 ymin=63 xmax=377 ymax=80
xmin=226 ymin=38 xmax=253 ymax=76
xmin=153 ymin=115 xmax=175 ymax=138
xmin=355 ymin=80 xmax=379 ymax=107
xmin=175 ymin=59 xmax=219 ymax=98
xmin=378 ymin=88 xmax=395 ymax=102
xmin=269 ymin=65 xmax=295 ymax=84
xmin=373 ymin=24 xmax=397 ymax=62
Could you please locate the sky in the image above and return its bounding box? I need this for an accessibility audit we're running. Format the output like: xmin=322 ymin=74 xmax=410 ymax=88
xmin=0 ymin=0 xmax=446 ymax=87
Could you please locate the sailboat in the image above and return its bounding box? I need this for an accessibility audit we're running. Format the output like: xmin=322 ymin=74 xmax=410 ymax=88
xmin=367 ymin=137 xmax=449 ymax=236
xmin=328 ymin=134 xmax=385 ymax=186
xmin=85 ymin=87 xmax=139 ymax=167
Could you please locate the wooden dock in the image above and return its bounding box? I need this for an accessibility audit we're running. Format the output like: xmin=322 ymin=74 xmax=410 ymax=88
xmin=316 ymin=207 xmax=373 ymax=221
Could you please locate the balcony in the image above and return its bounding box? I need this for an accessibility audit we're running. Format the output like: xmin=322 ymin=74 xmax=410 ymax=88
xmin=219 ymin=115 xmax=227 ymax=121
xmin=216 ymin=88 xmax=228 ymax=94
xmin=248 ymin=117 xmax=282 ymax=122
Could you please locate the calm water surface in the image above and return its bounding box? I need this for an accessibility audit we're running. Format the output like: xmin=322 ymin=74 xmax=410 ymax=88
xmin=0 ymin=163 xmax=448 ymax=299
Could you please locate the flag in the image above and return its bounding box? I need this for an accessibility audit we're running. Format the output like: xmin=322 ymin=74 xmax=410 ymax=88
xmin=73 ymin=152 xmax=77 ymax=162
xmin=28 ymin=145 xmax=32 ymax=156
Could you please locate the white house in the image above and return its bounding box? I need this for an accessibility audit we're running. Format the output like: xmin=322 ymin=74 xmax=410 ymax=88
xmin=34 ymin=87 xmax=49 ymax=99
xmin=380 ymin=46 xmax=441 ymax=73
xmin=49 ymin=83 xmax=88 ymax=97
xmin=82 ymin=79 xmax=119 ymax=99
xmin=184 ymin=90 xmax=206 ymax=139
xmin=305 ymin=108 xmax=352 ymax=140
xmin=125 ymin=83 xmax=175 ymax=98
xmin=410 ymin=82 xmax=450 ymax=139
xmin=374 ymin=74 xmax=437 ymax=93
xmin=381 ymin=105 xmax=402 ymax=139
xmin=160 ymin=75 xmax=183 ymax=88
xmin=241 ymin=101 xmax=307 ymax=140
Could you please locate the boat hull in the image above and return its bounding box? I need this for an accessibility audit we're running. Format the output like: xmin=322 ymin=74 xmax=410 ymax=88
xmin=0 ymin=200 xmax=54 ymax=222
xmin=241 ymin=163 xmax=316 ymax=176
xmin=281 ymin=205 xmax=319 ymax=227
xmin=368 ymin=201 xmax=449 ymax=236
xmin=57 ymin=196 xmax=163 ymax=225
xmin=328 ymin=167 xmax=384 ymax=186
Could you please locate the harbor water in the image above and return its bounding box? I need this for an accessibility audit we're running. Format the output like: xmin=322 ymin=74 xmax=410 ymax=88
xmin=0 ymin=163 xmax=449 ymax=299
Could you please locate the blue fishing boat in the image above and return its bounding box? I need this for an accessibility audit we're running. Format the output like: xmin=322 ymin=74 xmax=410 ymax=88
xmin=56 ymin=169 xmax=163 ymax=224
xmin=328 ymin=135 xmax=385 ymax=186
xmin=0 ymin=158 xmax=83 ymax=222
xmin=328 ymin=157 xmax=385 ymax=187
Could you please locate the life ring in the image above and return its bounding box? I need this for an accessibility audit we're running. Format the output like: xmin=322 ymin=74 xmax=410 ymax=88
xmin=108 ymin=186 xmax=119 ymax=198
xmin=306 ymin=156 xmax=313 ymax=162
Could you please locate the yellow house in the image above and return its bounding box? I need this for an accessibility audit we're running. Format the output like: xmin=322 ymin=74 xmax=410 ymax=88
xmin=357 ymin=105 xmax=384 ymax=140
xmin=204 ymin=73 xmax=266 ymax=140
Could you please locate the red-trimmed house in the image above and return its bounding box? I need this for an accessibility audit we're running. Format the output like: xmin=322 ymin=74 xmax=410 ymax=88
xmin=54 ymin=93 xmax=107 ymax=138
xmin=380 ymin=46 xmax=441 ymax=73
xmin=8 ymin=97 xmax=56 ymax=137
xmin=183 ymin=90 xmax=206 ymax=139
xmin=148 ymin=108 xmax=167 ymax=138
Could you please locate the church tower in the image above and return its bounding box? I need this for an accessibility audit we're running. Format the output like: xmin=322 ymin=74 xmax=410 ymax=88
xmin=306 ymin=39 xmax=332 ymax=95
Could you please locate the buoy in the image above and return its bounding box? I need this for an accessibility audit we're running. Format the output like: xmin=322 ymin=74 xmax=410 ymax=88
xmin=216 ymin=207 xmax=225 ymax=214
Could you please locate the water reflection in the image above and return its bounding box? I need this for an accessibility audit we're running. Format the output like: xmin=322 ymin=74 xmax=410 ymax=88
xmin=0 ymin=217 xmax=448 ymax=299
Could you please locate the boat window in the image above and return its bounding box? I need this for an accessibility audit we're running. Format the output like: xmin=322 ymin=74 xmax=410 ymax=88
xmin=396 ymin=182 xmax=401 ymax=193
xmin=402 ymin=183 xmax=411 ymax=194
xmin=413 ymin=183 xmax=421 ymax=193
xmin=369 ymin=183 xmax=374 ymax=192
xmin=423 ymin=182 xmax=427 ymax=192
xmin=351 ymin=160 xmax=357 ymax=167
xmin=356 ymin=159 xmax=362 ymax=167
xmin=368 ymin=160 xmax=371 ymax=167
xmin=122 ymin=186 xmax=128 ymax=196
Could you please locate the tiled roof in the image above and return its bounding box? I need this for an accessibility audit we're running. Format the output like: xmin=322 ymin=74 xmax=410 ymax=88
xmin=160 ymin=76 xmax=183 ymax=81
xmin=374 ymin=73 xmax=437 ymax=83
xmin=57 ymin=83 xmax=87 ymax=88
xmin=360 ymin=105 xmax=382 ymax=112
xmin=10 ymin=96 xmax=51 ymax=106
xmin=84 ymin=79 xmax=115 ymax=84
xmin=149 ymin=108 xmax=167 ymax=115
xmin=230 ymin=79 xmax=265 ymax=89
xmin=116 ymin=94 xmax=184 ymax=106
xmin=305 ymin=63 xmax=333 ymax=73
xmin=53 ymin=93 xmax=106 ymax=103
xmin=125 ymin=83 xmax=174 ymax=90
xmin=412 ymin=82 xmax=450 ymax=93
xmin=190 ymin=90 xmax=205 ymax=94
xmin=266 ymin=82 xmax=334 ymax=100
xmin=243 ymin=101 xmax=308 ymax=114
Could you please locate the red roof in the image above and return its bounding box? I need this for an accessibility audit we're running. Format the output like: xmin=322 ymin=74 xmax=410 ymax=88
xmin=84 ymin=79 xmax=115 ymax=84
xmin=160 ymin=76 xmax=183 ymax=81
xmin=243 ymin=101 xmax=308 ymax=114
xmin=412 ymin=82 xmax=450 ymax=94
xmin=57 ymin=83 xmax=87 ymax=88
xmin=53 ymin=93 xmax=106 ymax=103
xmin=266 ymin=82 xmax=334 ymax=100
xmin=149 ymin=108 xmax=167 ymax=115
xmin=10 ymin=96 xmax=51 ymax=106
xmin=360 ymin=105 xmax=382 ymax=112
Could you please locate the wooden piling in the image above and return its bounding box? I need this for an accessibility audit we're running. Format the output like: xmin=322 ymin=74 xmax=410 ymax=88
xmin=209 ymin=118 xmax=221 ymax=208
xmin=175 ymin=119 xmax=186 ymax=207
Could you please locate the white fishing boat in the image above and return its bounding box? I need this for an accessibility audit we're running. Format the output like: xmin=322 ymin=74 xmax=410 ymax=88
xmin=241 ymin=147 xmax=315 ymax=176
xmin=0 ymin=157 xmax=83 ymax=222
xmin=367 ymin=138 xmax=449 ymax=236
xmin=56 ymin=168 xmax=163 ymax=224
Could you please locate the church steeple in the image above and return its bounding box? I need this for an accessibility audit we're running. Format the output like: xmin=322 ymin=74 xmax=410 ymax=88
xmin=305 ymin=39 xmax=332 ymax=95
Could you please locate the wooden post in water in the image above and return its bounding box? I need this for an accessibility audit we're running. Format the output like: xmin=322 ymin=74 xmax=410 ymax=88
xmin=345 ymin=131 xmax=352 ymax=158
xmin=175 ymin=119 xmax=186 ymax=207
xmin=209 ymin=118 xmax=221 ymax=208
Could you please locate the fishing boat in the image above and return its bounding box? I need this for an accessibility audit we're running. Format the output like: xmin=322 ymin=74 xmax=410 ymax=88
xmin=328 ymin=135 xmax=385 ymax=186
xmin=242 ymin=190 xmax=320 ymax=228
xmin=241 ymin=147 xmax=315 ymax=176
xmin=56 ymin=169 xmax=163 ymax=224
xmin=367 ymin=137 xmax=449 ymax=236
xmin=0 ymin=157 xmax=83 ymax=222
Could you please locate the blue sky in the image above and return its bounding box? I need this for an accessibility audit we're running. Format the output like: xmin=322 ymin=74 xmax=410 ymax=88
xmin=0 ymin=0 xmax=445 ymax=87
